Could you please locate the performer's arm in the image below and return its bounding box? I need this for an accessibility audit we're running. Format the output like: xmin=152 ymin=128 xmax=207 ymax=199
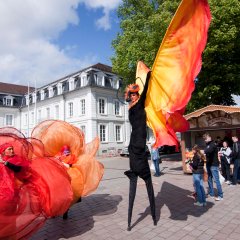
xmin=5 ymin=161 xmax=22 ymax=172
xmin=139 ymin=71 xmax=151 ymax=104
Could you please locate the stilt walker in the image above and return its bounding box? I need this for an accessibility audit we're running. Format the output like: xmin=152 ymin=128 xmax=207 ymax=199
xmin=124 ymin=72 xmax=156 ymax=231
xmin=124 ymin=0 xmax=211 ymax=231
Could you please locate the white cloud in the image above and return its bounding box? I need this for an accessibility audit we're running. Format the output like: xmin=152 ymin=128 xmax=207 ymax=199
xmin=0 ymin=0 xmax=120 ymax=87
xmin=80 ymin=0 xmax=121 ymax=30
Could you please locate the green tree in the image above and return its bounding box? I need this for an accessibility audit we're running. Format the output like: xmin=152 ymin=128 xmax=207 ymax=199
xmin=111 ymin=0 xmax=240 ymax=112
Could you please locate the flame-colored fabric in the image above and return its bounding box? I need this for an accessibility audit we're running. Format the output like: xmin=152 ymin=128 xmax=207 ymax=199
xmin=32 ymin=120 xmax=104 ymax=205
xmin=0 ymin=129 xmax=73 ymax=240
xmin=138 ymin=0 xmax=211 ymax=148
xmin=31 ymin=120 xmax=85 ymax=157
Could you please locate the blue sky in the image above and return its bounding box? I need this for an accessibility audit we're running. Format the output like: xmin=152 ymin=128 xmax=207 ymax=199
xmin=0 ymin=0 xmax=122 ymax=87
xmin=56 ymin=4 xmax=120 ymax=65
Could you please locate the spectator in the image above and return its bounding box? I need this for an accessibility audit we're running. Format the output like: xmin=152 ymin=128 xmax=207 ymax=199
xmin=151 ymin=145 xmax=161 ymax=177
xmin=231 ymin=136 xmax=240 ymax=185
xmin=218 ymin=141 xmax=232 ymax=185
xmin=203 ymin=133 xmax=223 ymax=201
xmin=190 ymin=145 xmax=206 ymax=206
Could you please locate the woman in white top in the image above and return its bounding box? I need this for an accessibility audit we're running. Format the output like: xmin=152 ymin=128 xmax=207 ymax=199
xmin=218 ymin=141 xmax=232 ymax=184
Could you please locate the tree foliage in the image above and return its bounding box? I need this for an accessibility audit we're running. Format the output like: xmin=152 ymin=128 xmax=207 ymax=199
xmin=111 ymin=0 xmax=240 ymax=112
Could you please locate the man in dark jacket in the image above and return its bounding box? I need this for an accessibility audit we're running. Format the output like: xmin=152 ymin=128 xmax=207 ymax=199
xmin=231 ymin=136 xmax=240 ymax=185
xmin=203 ymin=133 xmax=223 ymax=201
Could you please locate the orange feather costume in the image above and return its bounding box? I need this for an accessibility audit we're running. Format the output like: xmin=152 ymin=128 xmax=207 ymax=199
xmin=135 ymin=0 xmax=211 ymax=149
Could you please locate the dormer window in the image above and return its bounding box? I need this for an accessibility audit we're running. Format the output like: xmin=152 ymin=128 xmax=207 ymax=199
xmin=80 ymin=73 xmax=87 ymax=86
xmin=69 ymin=77 xmax=75 ymax=91
xmin=105 ymin=76 xmax=112 ymax=88
xmin=57 ymin=83 xmax=62 ymax=95
xmin=112 ymin=78 xmax=119 ymax=89
xmin=40 ymin=90 xmax=45 ymax=100
xmin=48 ymin=86 xmax=53 ymax=98
xmin=25 ymin=95 xmax=29 ymax=105
xmin=3 ymin=96 xmax=14 ymax=106
xmin=32 ymin=93 xmax=35 ymax=103
xmin=96 ymin=73 xmax=105 ymax=86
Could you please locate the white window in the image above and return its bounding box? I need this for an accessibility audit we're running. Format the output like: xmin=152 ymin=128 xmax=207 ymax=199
xmin=4 ymin=96 xmax=13 ymax=106
xmin=55 ymin=105 xmax=59 ymax=119
xmin=112 ymin=79 xmax=119 ymax=89
xmin=98 ymin=76 xmax=103 ymax=86
xmin=57 ymin=83 xmax=62 ymax=95
xmin=41 ymin=90 xmax=45 ymax=100
xmin=5 ymin=114 xmax=13 ymax=126
xmin=3 ymin=96 xmax=13 ymax=106
xmin=80 ymin=125 xmax=86 ymax=136
xmin=7 ymin=99 xmax=12 ymax=105
xmin=32 ymin=93 xmax=36 ymax=103
xmin=80 ymin=99 xmax=85 ymax=115
xmin=46 ymin=107 xmax=50 ymax=119
xmin=98 ymin=98 xmax=107 ymax=115
xmin=114 ymin=100 xmax=121 ymax=116
xmin=68 ymin=102 xmax=73 ymax=117
xmin=69 ymin=78 xmax=75 ymax=91
xmin=115 ymin=125 xmax=122 ymax=142
xmin=99 ymin=124 xmax=107 ymax=142
xmin=80 ymin=74 xmax=87 ymax=86
xmin=48 ymin=87 xmax=53 ymax=98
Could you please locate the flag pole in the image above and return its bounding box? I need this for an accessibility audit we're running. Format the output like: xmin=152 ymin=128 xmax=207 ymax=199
xmin=27 ymin=82 xmax=30 ymax=137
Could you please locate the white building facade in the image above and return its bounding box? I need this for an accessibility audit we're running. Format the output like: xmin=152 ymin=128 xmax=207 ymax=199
xmin=0 ymin=63 xmax=131 ymax=155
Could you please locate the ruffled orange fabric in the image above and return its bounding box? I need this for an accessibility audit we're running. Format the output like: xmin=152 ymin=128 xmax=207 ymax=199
xmin=31 ymin=120 xmax=104 ymax=205
xmin=136 ymin=0 xmax=211 ymax=148
xmin=0 ymin=128 xmax=73 ymax=240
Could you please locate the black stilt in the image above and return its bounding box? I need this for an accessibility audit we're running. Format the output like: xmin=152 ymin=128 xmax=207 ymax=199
xmin=144 ymin=177 xmax=156 ymax=226
xmin=125 ymin=170 xmax=138 ymax=231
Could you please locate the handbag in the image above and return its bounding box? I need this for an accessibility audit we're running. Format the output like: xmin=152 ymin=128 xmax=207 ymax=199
xmin=219 ymin=171 xmax=225 ymax=185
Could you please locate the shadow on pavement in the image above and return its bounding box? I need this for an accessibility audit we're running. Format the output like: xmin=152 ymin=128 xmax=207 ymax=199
xmin=169 ymin=166 xmax=183 ymax=171
xmin=131 ymin=181 xmax=214 ymax=229
xmin=31 ymin=194 xmax=122 ymax=240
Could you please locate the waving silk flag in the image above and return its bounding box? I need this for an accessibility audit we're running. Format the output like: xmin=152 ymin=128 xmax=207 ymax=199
xmin=136 ymin=0 xmax=211 ymax=148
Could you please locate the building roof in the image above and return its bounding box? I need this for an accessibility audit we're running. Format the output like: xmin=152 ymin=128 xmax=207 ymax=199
xmin=41 ymin=63 xmax=114 ymax=88
xmin=0 ymin=82 xmax=34 ymax=95
xmin=185 ymin=105 xmax=240 ymax=120
xmin=88 ymin=63 xmax=113 ymax=73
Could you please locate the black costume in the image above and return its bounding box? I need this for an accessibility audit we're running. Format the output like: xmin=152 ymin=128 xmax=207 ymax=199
xmin=124 ymin=72 xmax=156 ymax=231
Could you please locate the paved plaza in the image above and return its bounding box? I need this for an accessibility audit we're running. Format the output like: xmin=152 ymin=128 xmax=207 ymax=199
xmin=31 ymin=155 xmax=240 ymax=240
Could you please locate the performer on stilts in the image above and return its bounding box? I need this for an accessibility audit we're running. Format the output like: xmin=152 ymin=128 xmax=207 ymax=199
xmin=124 ymin=72 xmax=156 ymax=231
xmin=123 ymin=0 xmax=211 ymax=231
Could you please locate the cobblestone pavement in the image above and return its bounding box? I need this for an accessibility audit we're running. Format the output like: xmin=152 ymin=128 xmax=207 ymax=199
xmin=31 ymin=156 xmax=240 ymax=240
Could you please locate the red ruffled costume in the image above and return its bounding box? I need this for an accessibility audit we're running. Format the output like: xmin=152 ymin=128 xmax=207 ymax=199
xmin=0 ymin=129 xmax=73 ymax=240
xmin=31 ymin=120 xmax=104 ymax=206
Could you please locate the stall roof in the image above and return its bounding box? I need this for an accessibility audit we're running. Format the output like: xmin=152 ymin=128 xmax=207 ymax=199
xmin=185 ymin=105 xmax=240 ymax=120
